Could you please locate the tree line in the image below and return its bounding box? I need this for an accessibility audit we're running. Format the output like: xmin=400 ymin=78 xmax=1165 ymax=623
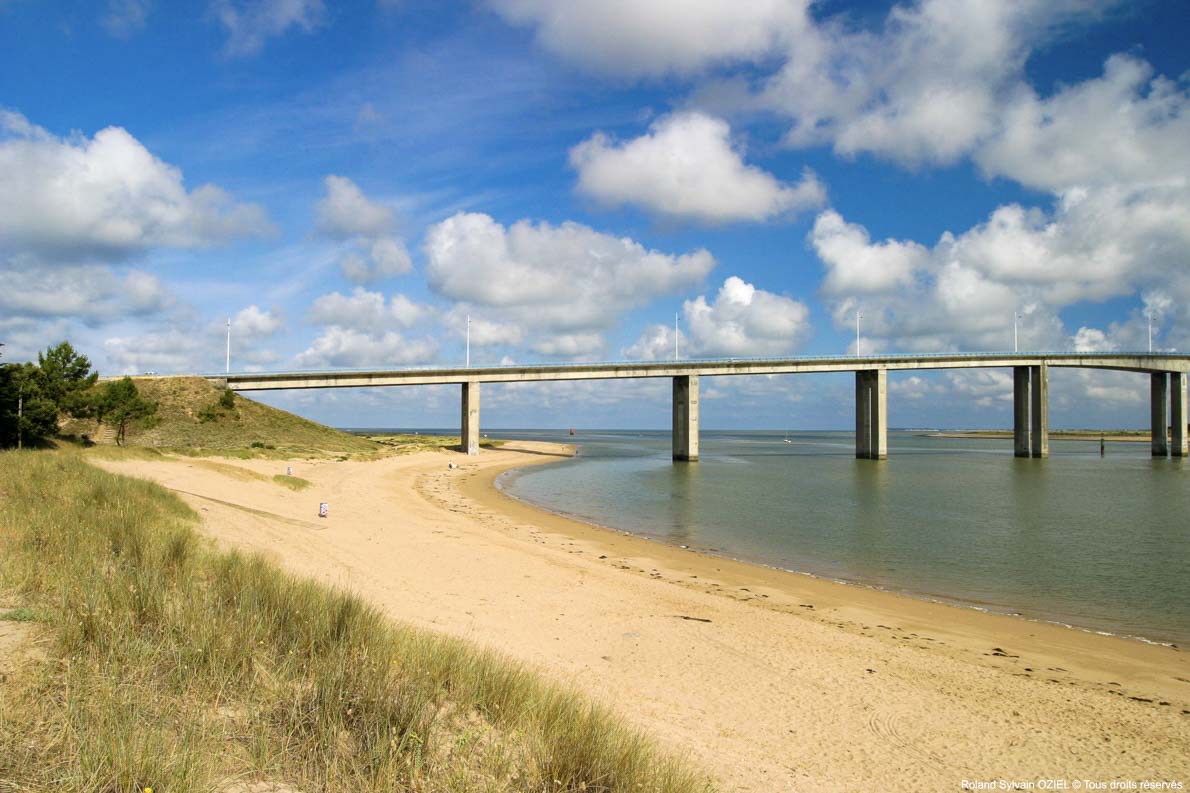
xmin=0 ymin=341 xmax=156 ymax=448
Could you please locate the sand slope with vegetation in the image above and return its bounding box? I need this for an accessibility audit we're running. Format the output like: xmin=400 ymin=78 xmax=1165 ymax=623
xmin=0 ymin=451 xmax=709 ymax=792
xmin=61 ymin=376 xmax=380 ymax=457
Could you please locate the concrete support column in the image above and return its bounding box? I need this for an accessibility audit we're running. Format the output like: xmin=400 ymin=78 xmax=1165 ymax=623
xmin=461 ymin=381 xmax=480 ymax=455
xmin=1013 ymin=366 xmax=1031 ymax=458
xmin=1151 ymin=373 xmax=1169 ymax=457
xmin=1171 ymin=373 xmax=1188 ymax=458
xmin=1029 ymin=364 xmax=1048 ymax=458
xmin=672 ymin=375 xmax=699 ymax=461
xmin=855 ymin=369 xmax=888 ymax=460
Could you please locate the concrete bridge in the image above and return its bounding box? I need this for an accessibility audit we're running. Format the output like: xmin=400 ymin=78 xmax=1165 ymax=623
xmin=214 ymin=352 xmax=1190 ymax=461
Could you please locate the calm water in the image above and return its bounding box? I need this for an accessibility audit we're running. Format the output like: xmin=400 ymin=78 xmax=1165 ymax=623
xmin=487 ymin=430 xmax=1190 ymax=646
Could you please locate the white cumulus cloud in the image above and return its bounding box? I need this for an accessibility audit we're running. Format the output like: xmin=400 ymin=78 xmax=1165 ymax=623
xmin=307 ymin=288 xmax=430 ymax=334
xmin=489 ymin=0 xmax=806 ymax=77
xmin=626 ymin=276 xmax=809 ymax=359
xmin=315 ymin=175 xmax=395 ymax=239
xmin=683 ymin=276 xmax=810 ymax=356
xmin=571 ymin=112 xmax=824 ymax=224
xmin=294 ymin=328 xmax=436 ymax=369
xmin=424 ymin=211 xmax=715 ymax=357
xmin=976 ymin=54 xmax=1190 ymax=192
xmin=314 ymin=175 xmax=411 ymax=283
xmin=0 ymin=111 xmax=273 ymax=262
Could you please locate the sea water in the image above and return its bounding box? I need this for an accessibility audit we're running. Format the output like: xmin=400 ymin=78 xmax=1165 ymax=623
xmin=487 ymin=429 xmax=1190 ymax=646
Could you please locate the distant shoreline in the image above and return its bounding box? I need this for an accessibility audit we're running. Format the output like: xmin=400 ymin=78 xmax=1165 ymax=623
xmin=926 ymin=430 xmax=1151 ymax=442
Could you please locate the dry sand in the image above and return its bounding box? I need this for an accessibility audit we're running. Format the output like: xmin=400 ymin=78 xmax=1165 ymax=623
xmin=96 ymin=443 xmax=1190 ymax=792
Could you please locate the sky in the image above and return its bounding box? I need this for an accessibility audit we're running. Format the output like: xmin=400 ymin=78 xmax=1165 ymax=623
xmin=1 ymin=0 xmax=1188 ymax=431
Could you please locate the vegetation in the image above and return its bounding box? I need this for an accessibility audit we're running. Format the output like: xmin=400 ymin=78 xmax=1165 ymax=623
xmin=92 ymin=376 xmax=158 ymax=446
xmin=363 ymin=433 xmax=506 ymax=454
xmin=273 ymin=473 xmax=313 ymax=490
xmin=0 ymin=452 xmax=710 ymax=792
xmin=61 ymin=376 xmax=380 ymax=457
xmin=0 ymin=341 xmax=99 ymax=448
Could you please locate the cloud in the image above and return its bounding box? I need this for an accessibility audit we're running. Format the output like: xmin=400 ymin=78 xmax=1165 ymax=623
xmin=0 ymin=111 xmax=272 ymax=262
xmin=0 ymin=260 xmax=172 ymax=324
xmin=315 ymin=175 xmax=395 ymax=239
xmin=809 ymin=180 xmax=1190 ymax=353
xmin=530 ymin=333 xmax=604 ymax=357
xmin=424 ymin=211 xmax=715 ymax=357
xmin=212 ymin=0 xmax=325 ymax=56
xmin=624 ymin=276 xmax=809 ymax=360
xmin=294 ymin=327 xmax=436 ymax=368
xmin=976 ymin=54 xmax=1190 ymax=192
xmin=752 ymin=0 xmax=1109 ymax=165
xmin=307 ymin=288 xmax=430 ymax=334
xmin=231 ymin=304 xmax=283 ymax=337
xmin=811 ymin=211 xmax=926 ymax=294
xmin=489 ymin=0 xmax=805 ymax=77
xmin=570 ymin=112 xmax=824 ymax=224
xmin=496 ymin=0 xmax=1115 ymax=171
xmin=102 ymin=0 xmax=151 ymax=37
xmin=623 ymin=323 xmax=684 ymax=361
xmin=683 ymin=276 xmax=810 ymax=356
xmin=104 ymin=329 xmax=209 ymax=375
xmin=314 ymin=176 xmax=411 ymax=283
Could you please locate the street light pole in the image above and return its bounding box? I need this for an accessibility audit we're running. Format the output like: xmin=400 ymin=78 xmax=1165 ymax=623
xmin=225 ymin=317 xmax=231 ymax=374
xmin=1014 ymin=312 xmax=1020 ymax=353
xmin=674 ymin=312 xmax=679 ymax=360
xmin=466 ymin=314 xmax=471 ymax=367
xmin=856 ymin=310 xmax=863 ymax=356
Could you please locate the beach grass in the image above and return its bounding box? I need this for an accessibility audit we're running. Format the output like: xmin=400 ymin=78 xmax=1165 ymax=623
xmin=272 ymin=473 xmax=313 ymax=491
xmin=0 ymin=450 xmax=710 ymax=793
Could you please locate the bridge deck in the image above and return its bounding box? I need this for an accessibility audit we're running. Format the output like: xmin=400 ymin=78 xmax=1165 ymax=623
xmin=213 ymin=352 xmax=1190 ymax=391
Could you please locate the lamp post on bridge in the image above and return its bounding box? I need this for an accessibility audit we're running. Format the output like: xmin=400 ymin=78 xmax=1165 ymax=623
xmin=225 ymin=316 xmax=231 ymax=374
xmin=1147 ymin=310 xmax=1153 ymax=353
xmin=466 ymin=314 xmax=471 ymax=367
xmin=1014 ymin=312 xmax=1022 ymax=353
xmin=855 ymin=310 xmax=863 ymax=357
xmin=674 ymin=312 xmax=679 ymax=361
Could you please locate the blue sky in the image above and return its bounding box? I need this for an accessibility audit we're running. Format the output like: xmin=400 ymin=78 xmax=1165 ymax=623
xmin=1 ymin=0 xmax=1188 ymax=430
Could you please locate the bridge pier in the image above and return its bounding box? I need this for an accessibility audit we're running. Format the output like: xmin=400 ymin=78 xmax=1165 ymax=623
xmin=672 ymin=375 xmax=699 ymax=461
xmin=1011 ymin=365 xmax=1048 ymax=457
xmin=461 ymin=381 xmax=480 ymax=455
xmin=1172 ymin=373 xmax=1188 ymax=457
xmin=855 ymin=369 xmax=887 ymax=459
xmin=1030 ymin=364 xmax=1049 ymax=458
xmin=1151 ymin=373 xmax=1169 ymax=457
xmin=1013 ymin=367 xmax=1031 ymax=457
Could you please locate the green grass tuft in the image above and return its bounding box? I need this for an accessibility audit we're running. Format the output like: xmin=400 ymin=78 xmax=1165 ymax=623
xmin=0 ymin=450 xmax=713 ymax=793
xmin=272 ymin=474 xmax=313 ymax=491
xmin=0 ymin=607 xmax=45 ymax=622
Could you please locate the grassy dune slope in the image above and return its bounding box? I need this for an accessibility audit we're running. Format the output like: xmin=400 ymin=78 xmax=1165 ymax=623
xmin=61 ymin=377 xmax=379 ymax=457
xmin=0 ymin=451 xmax=710 ymax=793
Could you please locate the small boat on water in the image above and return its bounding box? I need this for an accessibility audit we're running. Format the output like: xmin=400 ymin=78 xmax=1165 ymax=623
xmin=569 ymin=427 xmax=575 ymax=436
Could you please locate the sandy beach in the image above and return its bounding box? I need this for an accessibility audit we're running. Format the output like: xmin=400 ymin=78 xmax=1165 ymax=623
xmin=96 ymin=443 xmax=1190 ymax=792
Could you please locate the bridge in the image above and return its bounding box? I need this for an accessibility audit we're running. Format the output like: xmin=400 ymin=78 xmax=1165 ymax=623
xmin=212 ymin=352 xmax=1190 ymax=461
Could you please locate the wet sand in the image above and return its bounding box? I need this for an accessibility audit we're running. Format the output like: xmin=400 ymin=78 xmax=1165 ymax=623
xmin=96 ymin=443 xmax=1190 ymax=792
